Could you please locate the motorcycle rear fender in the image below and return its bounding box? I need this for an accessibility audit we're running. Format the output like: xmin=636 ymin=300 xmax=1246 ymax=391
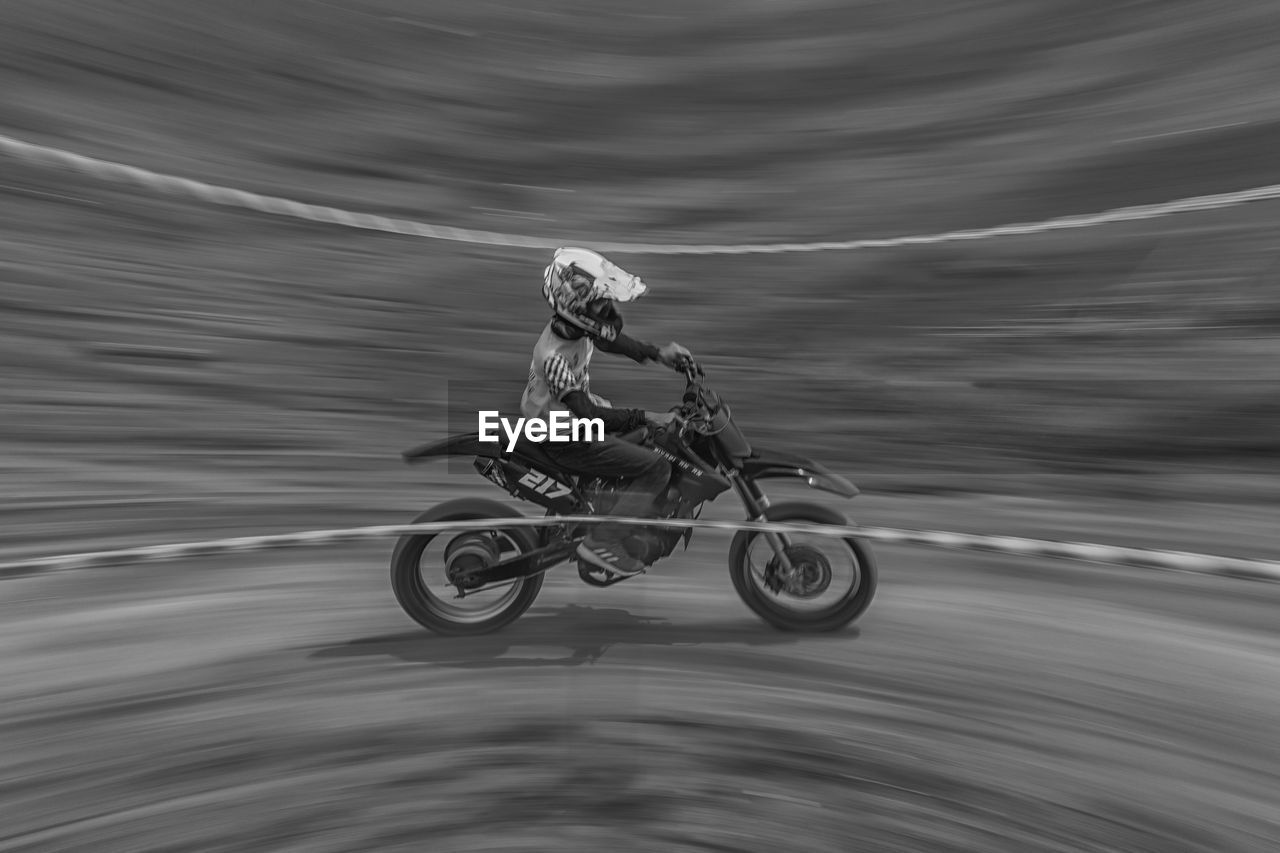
xmin=403 ymin=432 xmax=498 ymax=463
xmin=739 ymin=448 xmax=859 ymax=498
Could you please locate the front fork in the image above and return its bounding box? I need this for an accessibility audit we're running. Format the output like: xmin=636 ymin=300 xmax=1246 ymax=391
xmin=731 ymin=474 xmax=795 ymax=572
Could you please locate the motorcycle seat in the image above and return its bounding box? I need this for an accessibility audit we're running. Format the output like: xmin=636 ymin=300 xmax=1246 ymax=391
xmin=504 ymin=434 xmax=565 ymax=474
xmin=503 ymin=428 xmax=650 ymax=484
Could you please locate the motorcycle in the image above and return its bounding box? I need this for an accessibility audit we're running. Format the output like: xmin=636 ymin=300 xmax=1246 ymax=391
xmin=392 ymin=361 xmax=876 ymax=635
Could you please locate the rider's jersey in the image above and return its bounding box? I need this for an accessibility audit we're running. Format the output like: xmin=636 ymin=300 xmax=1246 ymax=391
xmin=521 ymin=321 xmax=610 ymax=421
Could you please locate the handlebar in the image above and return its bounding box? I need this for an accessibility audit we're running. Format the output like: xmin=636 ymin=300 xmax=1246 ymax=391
xmin=678 ymin=357 xmax=704 ymax=381
xmin=680 ymin=360 xmax=703 ymax=407
xmin=668 ymin=359 xmax=720 ymax=436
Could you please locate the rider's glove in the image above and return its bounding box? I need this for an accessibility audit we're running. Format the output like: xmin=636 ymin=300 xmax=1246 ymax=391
xmin=657 ymin=342 xmax=693 ymax=370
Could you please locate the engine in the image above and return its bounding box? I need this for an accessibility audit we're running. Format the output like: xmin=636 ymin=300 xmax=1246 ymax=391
xmin=580 ymin=477 xmax=621 ymax=514
xmin=582 ymin=479 xmax=683 ymax=515
xmin=622 ymin=528 xmax=682 ymax=564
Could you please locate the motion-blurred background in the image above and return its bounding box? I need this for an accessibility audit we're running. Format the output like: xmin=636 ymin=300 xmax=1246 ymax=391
xmin=6 ymin=4 xmax=1280 ymax=852
xmin=4 ymin=0 xmax=1280 ymax=553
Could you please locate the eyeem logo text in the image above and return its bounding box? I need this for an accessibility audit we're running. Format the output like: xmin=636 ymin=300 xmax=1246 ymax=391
xmin=478 ymin=411 xmax=604 ymax=451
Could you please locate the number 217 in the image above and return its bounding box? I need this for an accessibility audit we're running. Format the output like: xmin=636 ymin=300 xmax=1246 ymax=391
xmin=518 ymin=471 xmax=572 ymax=499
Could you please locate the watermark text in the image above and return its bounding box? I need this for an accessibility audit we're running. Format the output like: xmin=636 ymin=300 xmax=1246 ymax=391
xmin=478 ymin=410 xmax=603 ymax=451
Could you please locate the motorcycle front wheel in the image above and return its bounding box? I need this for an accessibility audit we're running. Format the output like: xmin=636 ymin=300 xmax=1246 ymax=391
xmin=390 ymin=498 xmax=544 ymax=636
xmin=728 ymin=502 xmax=877 ymax=632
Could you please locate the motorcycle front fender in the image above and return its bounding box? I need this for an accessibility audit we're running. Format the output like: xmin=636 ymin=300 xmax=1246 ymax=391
xmin=738 ymin=448 xmax=859 ymax=498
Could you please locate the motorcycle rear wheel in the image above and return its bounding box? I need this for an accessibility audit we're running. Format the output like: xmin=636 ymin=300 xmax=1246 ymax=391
xmin=390 ymin=498 xmax=544 ymax=636
xmin=728 ymin=502 xmax=877 ymax=632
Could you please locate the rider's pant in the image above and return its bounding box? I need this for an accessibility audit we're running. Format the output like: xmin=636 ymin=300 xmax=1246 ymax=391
xmin=541 ymin=435 xmax=671 ymax=543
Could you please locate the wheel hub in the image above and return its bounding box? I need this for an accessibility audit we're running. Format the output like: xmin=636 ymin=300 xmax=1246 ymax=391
xmin=765 ymin=544 xmax=833 ymax=598
xmin=444 ymin=532 xmax=502 ymax=586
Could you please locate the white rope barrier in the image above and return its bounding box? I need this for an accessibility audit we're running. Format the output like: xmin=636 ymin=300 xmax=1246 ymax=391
xmin=2 ymin=514 xmax=1277 ymax=583
xmin=4 ymin=133 xmax=1280 ymax=255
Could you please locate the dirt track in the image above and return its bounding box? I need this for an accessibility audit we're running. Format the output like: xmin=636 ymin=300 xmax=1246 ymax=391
xmin=4 ymin=494 xmax=1280 ymax=852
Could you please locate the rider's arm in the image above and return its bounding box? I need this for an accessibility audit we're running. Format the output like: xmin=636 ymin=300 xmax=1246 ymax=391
xmin=593 ymin=331 xmax=661 ymax=365
xmin=561 ymin=390 xmax=648 ymax=433
xmin=544 ymin=353 xmax=648 ymax=433
xmin=596 ymin=333 xmax=692 ymax=371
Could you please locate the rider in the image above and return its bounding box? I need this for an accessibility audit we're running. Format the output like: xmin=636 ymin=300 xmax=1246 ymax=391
xmin=523 ymin=246 xmax=692 ymax=578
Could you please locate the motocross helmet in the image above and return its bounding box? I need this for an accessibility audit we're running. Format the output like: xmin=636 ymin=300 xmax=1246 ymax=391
xmin=542 ymin=247 xmax=647 ymax=342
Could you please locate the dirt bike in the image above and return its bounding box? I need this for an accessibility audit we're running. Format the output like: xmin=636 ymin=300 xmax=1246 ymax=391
xmin=392 ymin=361 xmax=876 ymax=635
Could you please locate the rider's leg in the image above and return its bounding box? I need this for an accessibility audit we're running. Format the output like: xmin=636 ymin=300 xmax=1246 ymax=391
xmin=543 ymin=436 xmax=671 ymax=573
xmin=545 ymin=435 xmax=671 ymax=535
